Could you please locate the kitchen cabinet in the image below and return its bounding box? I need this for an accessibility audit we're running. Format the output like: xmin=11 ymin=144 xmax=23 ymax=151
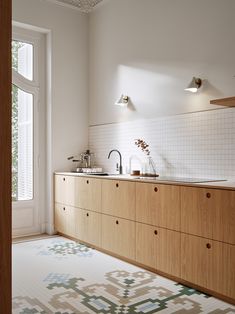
xmin=55 ymin=205 xmax=101 ymax=247
xmin=136 ymin=183 xmax=180 ymax=231
xmin=54 ymin=175 xmax=77 ymax=207
xmin=102 ymin=179 xmax=136 ymax=220
xmin=136 ymin=222 xmax=180 ymax=277
xmin=181 ymin=187 xmax=235 ymax=244
xmin=73 ymin=207 xmax=84 ymax=240
xmin=54 ymin=203 xmax=76 ymax=238
xmin=54 ymin=173 xmax=235 ymax=304
xmin=81 ymin=210 xmax=101 ymax=247
xmin=181 ymin=233 xmax=211 ymax=288
xmin=101 ymin=214 xmax=135 ymax=260
xmin=55 ymin=175 xmax=101 ymax=212
xmin=76 ymin=209 xmax=102 ymax=247
xmin=210 ymin=240 xmax=235 ymax=299
xmin=136 ymin=222 xmax=156 ymax=268
xmin=77 ymin=177 xmax=101 ymax=212
xmin=181 ymin=233 xmax=235 ymax=300
xmin=211 ymin=189 xmax=235 ymax=245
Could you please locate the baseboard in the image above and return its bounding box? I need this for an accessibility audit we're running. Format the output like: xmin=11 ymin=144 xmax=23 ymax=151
xmin=12 ymin=233 xmax=59 ymax=244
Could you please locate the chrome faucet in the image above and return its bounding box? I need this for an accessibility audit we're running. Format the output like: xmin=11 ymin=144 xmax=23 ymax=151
xmin=108 ymin=149 xmax=123 ymax=174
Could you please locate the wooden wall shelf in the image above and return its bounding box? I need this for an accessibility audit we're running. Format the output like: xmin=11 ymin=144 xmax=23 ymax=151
xmin=210 ymin=97 xmax=235 ymax=107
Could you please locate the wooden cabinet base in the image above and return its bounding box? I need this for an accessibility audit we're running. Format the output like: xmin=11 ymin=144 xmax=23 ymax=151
xmin=136 ymin=223 xmax=181 ymax=277
xmin=54 ymin=174 xmax=235 ymax=306
xmin=182 ymin=233 xmax=235 ymax=300
xmin=101 ymin=215 xmax=136 ymax=260
xmin=57 ymin=232 xmax=235 ymax=306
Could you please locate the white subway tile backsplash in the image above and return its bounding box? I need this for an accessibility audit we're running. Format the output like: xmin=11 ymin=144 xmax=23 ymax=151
xmin=89 ymin=108 xmax=235 ymax=180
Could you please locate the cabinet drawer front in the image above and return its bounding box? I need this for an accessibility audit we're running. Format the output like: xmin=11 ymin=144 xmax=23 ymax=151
xmin=54 ymin=203 xmax=76 ymax=237
xmin=54 ymin=203 xmax=67 ymax=233
xmin=76 ymin=177 xmax=102 ymax=212
xmin=101 ymin=215 xmax=136 ymax=260
xmin=102 ymin=180 xmax=136 ymax=220
xmin=136 ymin=223 xmax=157 ymax=269
xmin=181 ymin=187 xmax=213 ymax=238
xmin=74 ymin=207 xmax=84 ymax=240
xmin=210 ymin=190 xmax=235 ymax=245
xmin=136 ymin=183 xmax=180 ymax=230
xmin=155 ymin=228 xmax=181 ymax=277
xmin=136 ymin=222 xmax=181 ymax=276
xmin=208 ymin=240 xmax=235 ymax=299
xmin=181 ymin=187 xmax=235 ymax=244
xmin=181 ymin=234 xmax=212 ymax=288
xmin=54 ymin=175 xmax=76 ymax=206
xmin=181 ymin=234 xmax=235 ymax=300
xmin=83 ymin=210 xmax=101 ymax=247
xmin=54 ymin=175 xmax=66 ymax=204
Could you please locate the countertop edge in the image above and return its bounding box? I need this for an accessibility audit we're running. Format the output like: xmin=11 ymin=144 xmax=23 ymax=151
xmin=54 ymin=172 xmax=235 ymax=191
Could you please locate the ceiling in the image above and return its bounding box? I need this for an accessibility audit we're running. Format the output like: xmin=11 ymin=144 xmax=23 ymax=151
xmin=51 ymin=0 xmax=104 ymax=12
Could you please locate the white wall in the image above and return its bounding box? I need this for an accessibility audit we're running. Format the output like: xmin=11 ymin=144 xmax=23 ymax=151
xmin=89 ymin=0 xmax=235 ymax=125
xmin=13 ymin=0 xmax=89 ymax=172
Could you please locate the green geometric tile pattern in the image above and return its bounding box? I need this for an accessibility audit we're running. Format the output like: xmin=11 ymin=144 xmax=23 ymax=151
xmin=12 ymin=237 xmax=235 ymax=314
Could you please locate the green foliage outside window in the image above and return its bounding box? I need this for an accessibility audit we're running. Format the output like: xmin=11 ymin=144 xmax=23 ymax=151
xmin=12 ymin=41 xmax=23 ymax=201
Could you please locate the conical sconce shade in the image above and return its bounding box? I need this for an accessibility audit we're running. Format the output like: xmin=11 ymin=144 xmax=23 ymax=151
xmin=185 ymin=77 xmax=202 ymax=93
xmin=115 ymin=94 xmax=129 ymax=107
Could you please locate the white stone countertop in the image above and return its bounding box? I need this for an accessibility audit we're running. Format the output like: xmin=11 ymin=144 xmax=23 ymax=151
xmin=54 ymin=172 xmax=235 ymax=191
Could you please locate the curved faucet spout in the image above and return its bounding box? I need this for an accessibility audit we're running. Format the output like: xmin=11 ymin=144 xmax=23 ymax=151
xmin=108 ymin=149 xmax=123 ymax=174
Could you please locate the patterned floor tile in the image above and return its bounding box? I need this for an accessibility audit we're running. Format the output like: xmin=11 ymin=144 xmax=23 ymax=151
xmin=12 ymin=237 xmax=235 ymax=314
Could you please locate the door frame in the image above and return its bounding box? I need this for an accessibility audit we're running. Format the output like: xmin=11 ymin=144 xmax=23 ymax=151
xmin=0 ymin=0 xmax=12 ymax=312
xmin=12 ymin=26 xmax=47 ymax=237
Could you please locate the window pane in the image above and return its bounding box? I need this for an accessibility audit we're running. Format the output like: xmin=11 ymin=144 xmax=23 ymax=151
xmin=12 ymin=85 xmax=33 ymax=201
xmin=12 ymin=40 xmax=33 ymax=81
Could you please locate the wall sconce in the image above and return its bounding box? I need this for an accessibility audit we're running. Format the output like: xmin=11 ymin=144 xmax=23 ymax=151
xmin=184 ymin=77 xmax=202 ymax=93
xmin=115 ymin=94 xmax=129 ymax=107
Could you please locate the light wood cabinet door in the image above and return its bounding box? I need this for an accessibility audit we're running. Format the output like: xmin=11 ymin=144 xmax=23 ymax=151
xmin=82 ymin=210 xmax=101 ymax=247
xmin=74 ymin=208 xmax=101 ymax=247
xmin=181 ymin=233 xmax=212 ymax=288
xmin=54 ymin=203 xmax=76 ymax=238
xmin=101 ymin=215 xmax=136 ymax=260
xmin=181 ymin=187 xmax=212 ymax=239
xmin=210 ymin=189 xmax=235 ymax=245
xmin=55 ymin=203 xmax=67 ymax=234
xmin=74 ymin=207 xmax=84 ymax=240
xmin=54 ymin=175 xmax=76 ymax=206
xmin=181 ymin=233 xmax=235 ymax=299
xmin=208 ymin=240 xmax=235 ymax=300
xmin=102 ymin=180 xmax=136 ymax=220
xmin=136 ymin=223 xmax=157 ymax=269
xmin=76 ymin=177 xmax=101 ymax=212
xmin=155 ymin=227 xmax=181 ymax=277
xmin=181 ymin=187 xmax=235 ymax=244
xmin=136 ymin=183 xmax=180 ymax=231
xmin=136 ymin=223 xmax=181 ymax=277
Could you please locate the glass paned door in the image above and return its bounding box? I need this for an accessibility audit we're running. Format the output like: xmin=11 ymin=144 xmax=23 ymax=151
xmin=12 ymin=40 xmax=33 ymax=81
xmin=12 ymin=85 xmax=33 ymax=201
xmin=11 ymin=26 xmax=43 ymax=236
